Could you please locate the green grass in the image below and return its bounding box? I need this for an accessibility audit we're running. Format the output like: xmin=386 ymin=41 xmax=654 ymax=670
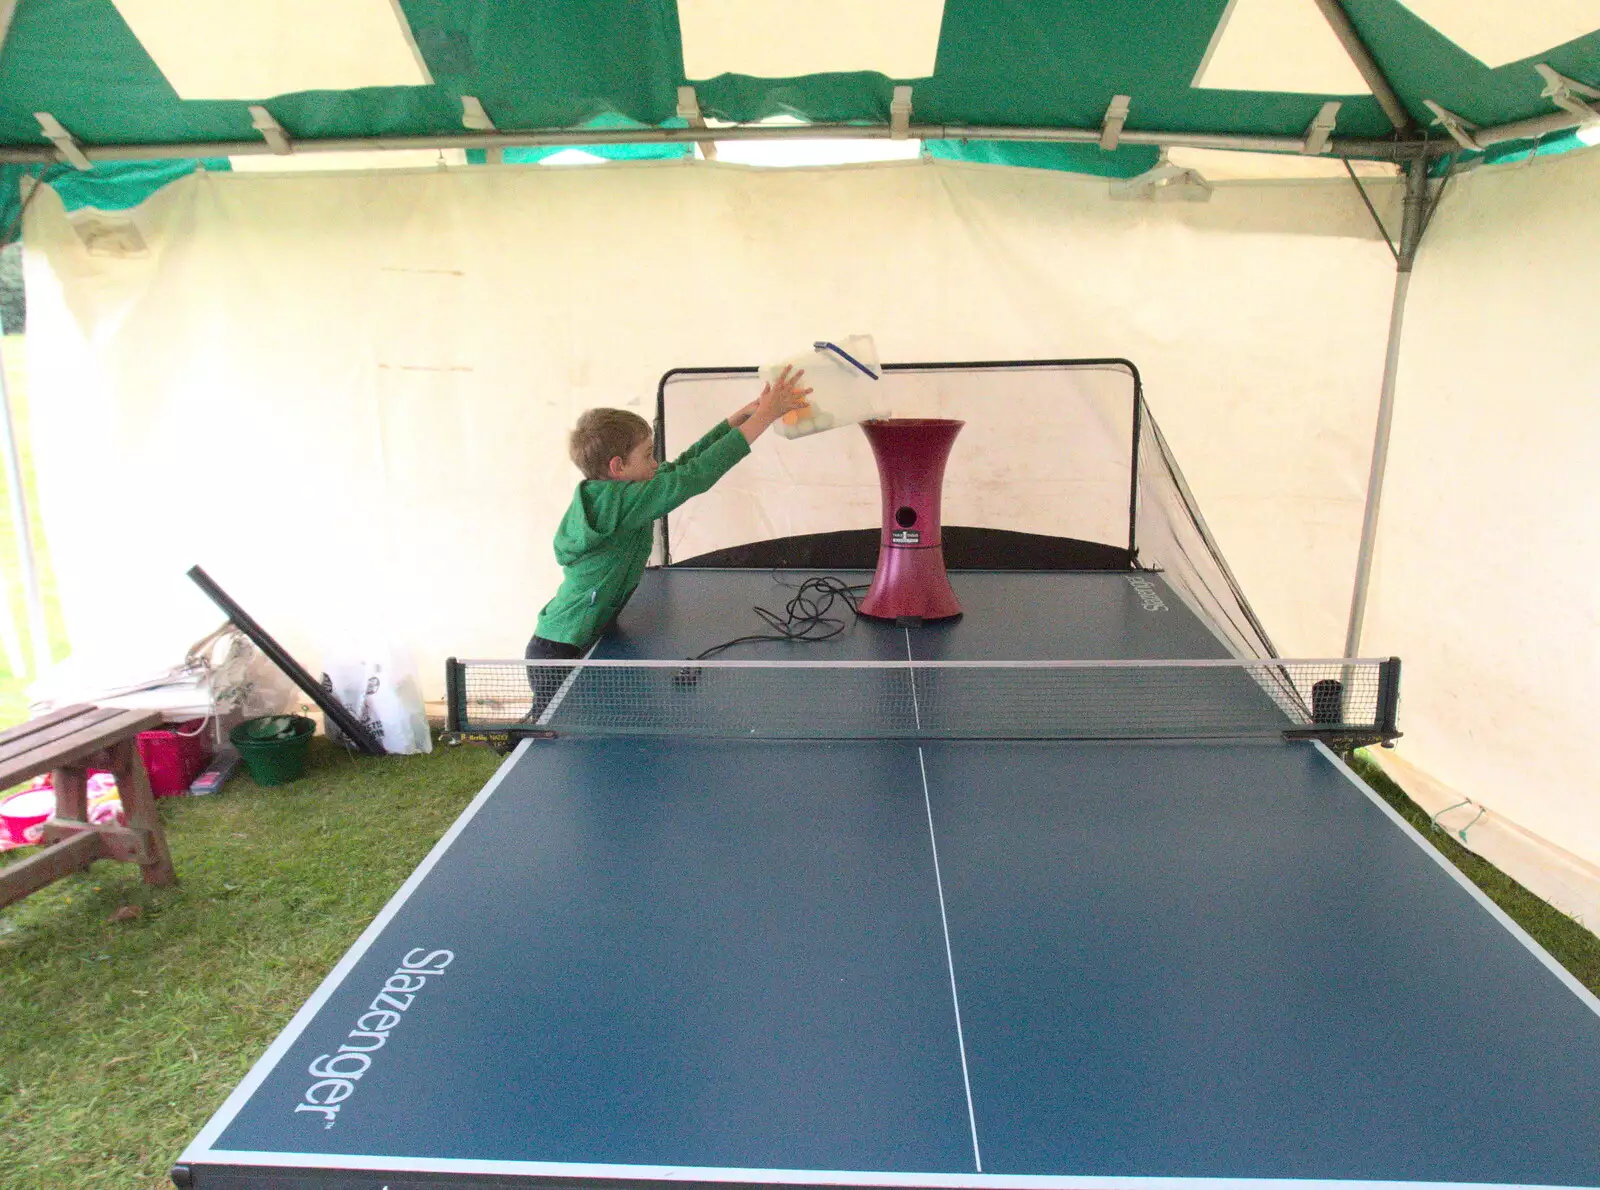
xmin=0 ymin=735 xmax=501 ymax=1190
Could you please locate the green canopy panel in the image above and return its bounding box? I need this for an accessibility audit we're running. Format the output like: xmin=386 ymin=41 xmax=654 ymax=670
xmin=0 ymin=0 xmax=1595 ymax=232
xmin=0 ymin=159 xmax=226 ymax=243
xmin=927 ymin=140 xmax=1161 ymax=180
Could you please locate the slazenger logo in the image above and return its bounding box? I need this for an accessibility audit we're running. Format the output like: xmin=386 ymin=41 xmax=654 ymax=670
xmin=295 ymin=948 xmax=454 ymax=1128
xmin=1127 ymin=576 xmax=1168 ymax=612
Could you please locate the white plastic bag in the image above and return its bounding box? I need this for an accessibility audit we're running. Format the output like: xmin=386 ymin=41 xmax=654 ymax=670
xmin=320 ymin=655 xmax=433 ymax=755
xmin=762 ymin=335 xmax=887 ymax=439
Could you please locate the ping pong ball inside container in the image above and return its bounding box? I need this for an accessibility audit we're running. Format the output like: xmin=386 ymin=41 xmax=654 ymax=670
xmin=780 ymin=407 xmax=837 ymax=437
xmin=773 ymin=395 xmax=861 ymax=441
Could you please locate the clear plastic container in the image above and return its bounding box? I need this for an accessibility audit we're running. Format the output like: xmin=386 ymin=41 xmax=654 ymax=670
xmin=762 ymin=335 xmax=888 ymax=439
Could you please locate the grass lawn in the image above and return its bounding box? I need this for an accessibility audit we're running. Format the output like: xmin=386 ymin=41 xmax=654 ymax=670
xmin=0 ymin=735 xmax=502 ymax=1190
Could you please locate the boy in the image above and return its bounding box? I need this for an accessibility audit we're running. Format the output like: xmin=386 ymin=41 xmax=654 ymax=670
xmin=525 ymin=366 xmax=811 ymax=713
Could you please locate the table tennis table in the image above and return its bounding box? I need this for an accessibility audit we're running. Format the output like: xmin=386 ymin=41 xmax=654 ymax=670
xmin=174 ymin=570 xmax=1600 ymax=1190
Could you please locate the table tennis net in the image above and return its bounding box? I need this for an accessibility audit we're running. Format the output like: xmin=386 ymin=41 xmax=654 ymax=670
xmin=446 ymin=658 xmax=1400 ymax=743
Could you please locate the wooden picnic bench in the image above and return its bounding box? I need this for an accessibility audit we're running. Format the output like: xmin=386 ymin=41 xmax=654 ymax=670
xmin=0 ymin=704 xmax=177 ymax=910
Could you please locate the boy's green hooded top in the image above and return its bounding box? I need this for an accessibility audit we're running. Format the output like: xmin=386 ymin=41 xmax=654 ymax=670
xmin=535 ymin=421 xmax=750 ymax=647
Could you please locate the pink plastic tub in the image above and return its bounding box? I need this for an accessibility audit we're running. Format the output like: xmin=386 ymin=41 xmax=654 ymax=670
xmin=0 ymin=785 xmax=55 ymax=846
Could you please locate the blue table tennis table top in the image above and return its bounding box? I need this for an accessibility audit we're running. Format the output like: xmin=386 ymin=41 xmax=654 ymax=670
xmin=176 ymin=570 xmax=1600 ymax=1190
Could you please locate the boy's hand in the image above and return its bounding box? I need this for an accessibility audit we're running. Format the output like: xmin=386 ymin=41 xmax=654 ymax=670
xmin=757 ymin=366 xmax=813 ymax=418
xmin=738 ymin=366 xmax=814 ymax=445
xmin=727 ymin=399 xmax=760 ymax=428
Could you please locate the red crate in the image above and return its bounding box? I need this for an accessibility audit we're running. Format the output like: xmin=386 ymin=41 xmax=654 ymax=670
xmin=136 ymin=719 xmax=215 ymax=798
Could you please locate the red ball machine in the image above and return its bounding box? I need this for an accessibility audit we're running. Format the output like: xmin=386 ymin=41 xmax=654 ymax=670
xmin=857 ymin=418 xmax=965 ymax=623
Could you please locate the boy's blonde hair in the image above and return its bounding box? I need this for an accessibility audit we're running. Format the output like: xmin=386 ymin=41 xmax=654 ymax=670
xmin=569 ymin=408 xmax=652 ymax=480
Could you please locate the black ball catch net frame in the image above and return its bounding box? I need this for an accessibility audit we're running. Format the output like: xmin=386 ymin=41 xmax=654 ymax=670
xmin=654 ymin=358 xmax=1279 ymax=662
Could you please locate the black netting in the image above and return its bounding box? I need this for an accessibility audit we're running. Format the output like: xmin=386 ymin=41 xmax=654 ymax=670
xmin=450 ymin=659 xmax=1391 ymax=741
xmin=655 ymin=359 xmax=1275 ymax=659
xmin=1133 ymin=400 xmax=1278 ymax=659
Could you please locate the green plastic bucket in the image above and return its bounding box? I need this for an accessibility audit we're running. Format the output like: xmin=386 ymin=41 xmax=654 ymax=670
xmin=229 ymin=715 xmax=316 ymax=786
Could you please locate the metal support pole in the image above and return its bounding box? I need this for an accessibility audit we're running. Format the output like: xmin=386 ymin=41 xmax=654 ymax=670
xmin=0 ymin=123 xmax=1432 ymax=167
xmin=1344 ymin=158 xmax=1430 ymax=658
xmin=1309 ymin=0 xmax=1415 ymax=134
xmin=0 ymin=332 xmax=51 ymax=675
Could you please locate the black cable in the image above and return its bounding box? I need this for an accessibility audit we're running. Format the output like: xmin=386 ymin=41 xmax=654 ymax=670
xmin=692 ymin=575 xmax=869 ymax=660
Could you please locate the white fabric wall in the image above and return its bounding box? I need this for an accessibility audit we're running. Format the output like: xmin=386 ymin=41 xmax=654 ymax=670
xmin=23 ymin=158 xmax=1396 ymax=705
xmin=1366 ymin=146 xmax=1600 ymax=890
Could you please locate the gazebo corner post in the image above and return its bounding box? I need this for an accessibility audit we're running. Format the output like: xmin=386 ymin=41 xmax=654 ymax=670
xmin=1343 ymin=157 xmax=1431 ymax=659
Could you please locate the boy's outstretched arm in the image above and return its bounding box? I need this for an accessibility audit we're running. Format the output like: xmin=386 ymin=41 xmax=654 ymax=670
xmin=660 ymin=368 xmax=806 ymax=473
xmin=664 ymin=367 xmax=813 ymax=472
xmin=611 ymin=367 xmax=812 ymax=533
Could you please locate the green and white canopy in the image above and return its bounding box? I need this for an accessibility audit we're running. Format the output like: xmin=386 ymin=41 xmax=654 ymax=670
xmin=2 ymin=0 xmax=1597 ymax=232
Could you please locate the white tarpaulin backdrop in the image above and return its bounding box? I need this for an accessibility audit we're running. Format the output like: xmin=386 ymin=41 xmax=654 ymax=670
xmin=1364 ymin=147 xmax=1600 ymax=921
xmin=20 ymin=152 xmax=1599 ymax=914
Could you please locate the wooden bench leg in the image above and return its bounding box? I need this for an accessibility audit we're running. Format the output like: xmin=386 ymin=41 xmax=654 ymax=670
xmin=107 ymin=739 xmax=177 ymax=887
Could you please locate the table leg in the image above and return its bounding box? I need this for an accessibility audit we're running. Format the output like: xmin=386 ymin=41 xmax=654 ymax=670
xmin=108 ymin=739 xmax=176 ymax=887
xmin=51 ymin=765 xmax=89 ymax=822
